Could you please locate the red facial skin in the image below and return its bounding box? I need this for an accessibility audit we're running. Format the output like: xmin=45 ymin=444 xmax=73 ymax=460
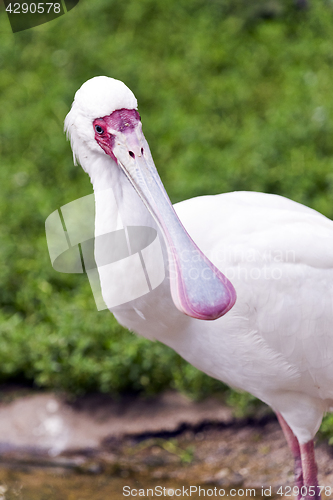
xmin=93 ymin=109 xmax=141 ymax=163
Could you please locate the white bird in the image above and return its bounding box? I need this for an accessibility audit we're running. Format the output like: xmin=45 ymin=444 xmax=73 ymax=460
xmin=65 ymin=76 xmax=333 ymax=499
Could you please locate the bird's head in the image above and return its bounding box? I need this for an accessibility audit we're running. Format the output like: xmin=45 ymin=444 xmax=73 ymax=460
xmin=64 ymin=76 xmax=138 ymax=168
xmin=65 ymin=76 xmax=236 ymax=320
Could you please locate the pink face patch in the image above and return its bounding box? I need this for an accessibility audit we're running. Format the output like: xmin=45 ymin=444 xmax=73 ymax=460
xmin=102 ymin=109 xmax=141 ymax=132
xmin=93 ymin=109 xmax=140 ymax=135
xmin=93 ymin=109 xmax=141 ymax=161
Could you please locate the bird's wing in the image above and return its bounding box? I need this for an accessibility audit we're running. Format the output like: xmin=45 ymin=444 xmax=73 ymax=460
xmin=174 ymin=191 xmax=333 ymax=401
xmin=174 ymin=191 xmax=333 ymax=270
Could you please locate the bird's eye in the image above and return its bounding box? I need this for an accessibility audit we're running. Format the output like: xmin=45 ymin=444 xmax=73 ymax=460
xmin=95 ymin=125 xmax=104 ymax=135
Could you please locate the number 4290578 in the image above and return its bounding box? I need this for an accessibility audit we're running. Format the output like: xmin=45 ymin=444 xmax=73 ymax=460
xmin=5 ymin=3 xmax=61 ymax=14
xmin=276 ymin=486 xmax=332 ymax=497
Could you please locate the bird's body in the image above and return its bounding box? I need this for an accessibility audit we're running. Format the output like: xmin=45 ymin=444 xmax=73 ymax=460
xmin=64 ymin=76 xmax=332 ymax=497
xmin=100 ymin=185 xmax=333 ymax=446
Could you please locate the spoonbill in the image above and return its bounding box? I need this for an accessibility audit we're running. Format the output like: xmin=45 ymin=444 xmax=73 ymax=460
xmin=65 ymin=76 xmax=333 ymax=499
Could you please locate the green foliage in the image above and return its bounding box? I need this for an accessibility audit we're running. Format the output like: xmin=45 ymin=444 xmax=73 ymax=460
xmin=0 ymin=0 xmax=333 ymax=436
xmin=225 ymin=390 xmax=263 ymax=419
xmin=319 ymin=413 xmax=333 ymax=444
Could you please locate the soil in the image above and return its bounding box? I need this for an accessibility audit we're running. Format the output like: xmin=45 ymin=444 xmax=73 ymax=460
xmin=0 ymin=388 xmax=331 ymax=499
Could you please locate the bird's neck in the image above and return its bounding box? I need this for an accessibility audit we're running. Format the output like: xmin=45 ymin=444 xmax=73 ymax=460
xmin=86 ymin=154 xmax=157 ymax=232
xmin=82 ymin=153 xmax=187 ymax=344
xmin=84 ymin=152 xmax=173 ymax=328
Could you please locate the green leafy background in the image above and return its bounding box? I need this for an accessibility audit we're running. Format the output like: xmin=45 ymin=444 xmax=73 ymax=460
xmin=1 ymin=0 xmax=333 ymax=438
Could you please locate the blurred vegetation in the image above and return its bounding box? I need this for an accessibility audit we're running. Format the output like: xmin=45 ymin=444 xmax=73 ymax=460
xmin=0 ymin=0 xmax=333 ymax=434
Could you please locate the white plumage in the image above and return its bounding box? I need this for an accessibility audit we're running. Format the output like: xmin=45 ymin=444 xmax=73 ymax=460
xmin=65 ymin=76 xmax=332 ymax=497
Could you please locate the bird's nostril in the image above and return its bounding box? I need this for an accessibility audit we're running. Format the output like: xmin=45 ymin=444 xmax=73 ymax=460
xmin=141 ymin=148 xmax=144 ymax=155
xmin=129 ymin=151 xmax=135 ymax=159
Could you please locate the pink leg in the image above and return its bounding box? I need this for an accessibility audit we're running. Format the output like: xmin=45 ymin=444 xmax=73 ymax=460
xmin=276 ymin=412 xmax=303 ymax=499
xmin=300 ymin=440 xmax=320 ymax=500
